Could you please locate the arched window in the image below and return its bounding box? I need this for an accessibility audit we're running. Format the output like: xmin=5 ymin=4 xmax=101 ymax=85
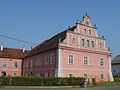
xmin=89 ymin=30 xmax=91 ymax=35
xmin=82 ymin=39 xmax=85 ymax=46
xmin=100 ymin=43 xmax=102 ymax=48
xmin=91 ymin=41 xmax=94 ymax=48
xmin=86 ymin=40 xmax=90 ymax=47
xmin=72 ymin=38 xmax=75 ymax=45
xmin=84 ymin=29 xmax=87 ymax=34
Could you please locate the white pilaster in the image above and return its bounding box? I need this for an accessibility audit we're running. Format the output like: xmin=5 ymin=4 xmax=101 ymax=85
xmin=108 ymin=56 xmax=114 ymax=81
xmin=55 ymin=49 xmax=63 ymax=77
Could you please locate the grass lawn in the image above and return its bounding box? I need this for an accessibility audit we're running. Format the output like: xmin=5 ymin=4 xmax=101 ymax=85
xmin=95 ymin=82 xmax=120 ymax=86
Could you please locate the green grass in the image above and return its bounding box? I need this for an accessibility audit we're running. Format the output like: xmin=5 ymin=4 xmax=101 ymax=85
xmin=91 ymin=82 xmax=120 ymax=87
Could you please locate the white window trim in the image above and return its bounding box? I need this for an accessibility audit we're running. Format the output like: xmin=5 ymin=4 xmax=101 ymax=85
xmin=45 ymin=72 xmax=49 ymax=77
xmin=68 ymin=73 xmax=74 ymax=77
xmin=36 ymin=57 xmax=41 ymax=66
xmin=50 ymin=54 xmax=55 ymax=64
xmin=2 ymin=61 xmax=8 ymax=67
xmin=45 ymin=55 xmax=49 ymax=65
xmin=68 ymin=54 xmax=74 ymax=64
xmin=13 ymin=62 xmax=18 ymax=68
xmin=13 ymin=72 xmax=17 ymax=76
xmin=100 ymin=58 xmax=104 ymax=67
xmin=83 ymin=56 xmax=89 ymax=65
xmin=84 ymin=73 xmax=89 ymax=81
xmin=100 ymin=73 xmax=105 ymax=80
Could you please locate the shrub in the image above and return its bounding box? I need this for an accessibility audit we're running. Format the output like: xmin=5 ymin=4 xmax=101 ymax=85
xmin=92 ymin=78 xmax=96 ymax=85
xmin=0 ymin=76 xmax=84 ymax=86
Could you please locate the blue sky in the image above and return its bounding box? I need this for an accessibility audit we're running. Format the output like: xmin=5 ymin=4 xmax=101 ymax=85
xmin=0 ymin=0 xmax=120 ymax=58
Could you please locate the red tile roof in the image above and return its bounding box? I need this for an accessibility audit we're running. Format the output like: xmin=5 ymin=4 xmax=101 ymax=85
xmin=25 ymin=26 xmax=76 ymax=57
xmin=0 ymin=48 xmax=30 ymax=59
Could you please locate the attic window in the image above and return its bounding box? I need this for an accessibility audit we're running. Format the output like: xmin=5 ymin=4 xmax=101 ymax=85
xmin=72 ymin=38 xmax=75 ymax=45
xmin=86 ymin=21 xmax=89 ymax=25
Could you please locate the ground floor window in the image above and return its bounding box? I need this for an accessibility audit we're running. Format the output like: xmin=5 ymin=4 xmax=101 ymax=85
xmin=68 ymin=73 xmax=74 ymax=77
xmin=84 ymin=73 xmax=89 ymax=81
xmin=34 ymin=73 xmax=40 ymax=77
xmin=45 ymin=72 xmax=49 ymax=77
xmin=50 ymin=72 xmax=55 ymax=77
xmin=100 ymin=74 xmax=104 ymax=80
xmin=13 ymin=72 xmax=17 ymax=76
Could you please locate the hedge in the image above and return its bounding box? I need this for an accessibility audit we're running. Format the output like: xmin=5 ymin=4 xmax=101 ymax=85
xmin=0 ymin=76 xmax=84 ymax=86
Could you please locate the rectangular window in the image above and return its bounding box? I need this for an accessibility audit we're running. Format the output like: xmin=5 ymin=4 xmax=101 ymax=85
xmin=14 ymin=62 xmax=18 ymax=68
xmin=68 ymin=73 xmax=74 ymax=77
xmin=84 ymin=56 xmax=89 ymax=65
xmin=100 ymin=58 xmax=104 ymax=66
xmin=26 ymin=61 xmax=28 ymax=68
xmin=35 ymin=73 xmax=40 ymax=77
xmin=45 ymin=56 xmax=49 ymax=65
xmin=100 ymin=74 xmax=104 ymax=80
xmin=23 ymin=61 xmax=26 ymax=69
xmin=50 ymin=54 xmax=55 ymax=64
xmin=84 ymin=73 xmax=89 ymax=81
xmin=30 ymin=60 xmax=33 ymax=68
xmin=68 ymin=54 xmax=74 ymax=64
xmin=36 ymin=58 xmax=41 ymax=66
xmin=50 ymin=72 xmax=55 ymax=77
xmin=45 ymin=72 xmax=48 ymax=77
xmin=2 ymin=61 xmax=8 ymax=67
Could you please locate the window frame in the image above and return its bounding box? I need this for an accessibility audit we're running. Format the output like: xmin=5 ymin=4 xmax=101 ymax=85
xmin=100 ymin=58 xmax=104 ymax=66
xmin=50 ymin=54 xmax=55 ymax=64
xmin=100 ymin=73 xmax=104 ymax=80
xmin=36 ymin=57 xmax=41 ymax=66
xmin=82 ymin=39 xmax=85 ymax=46
xmin=14 ymin=62 xmax=18 ymax=68
xmin=45 ymin=55 xmax=49 ymax=65
xmin=68 ymin=73 xmax=74 ymax=77
xmin=84 ymin=29 xmax=87 ymax=34
xmin=68 ymin=54 xmax=74 ymax=64
xmin=2 ymin=61 xmax=8 ymax=67
xmin=86 ymin=40 xmax=90 ymax=47
xmin=91 ymin=41 xmax=94 ymax=48
xmin=84 ymin=56 xmax=89 ymax=65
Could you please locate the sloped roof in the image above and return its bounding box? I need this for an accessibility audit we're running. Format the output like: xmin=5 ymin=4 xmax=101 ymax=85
xmin=112 ymin=55 xmax=120 ymax=64
xmin=25 ymin=26 xmax=76 ymax=57
xmin=0 ymin=48 xmax=29 ymax=59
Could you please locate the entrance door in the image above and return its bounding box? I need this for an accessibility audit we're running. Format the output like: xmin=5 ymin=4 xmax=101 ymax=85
xmin=2 ymin=71 xmax=6 ymax=76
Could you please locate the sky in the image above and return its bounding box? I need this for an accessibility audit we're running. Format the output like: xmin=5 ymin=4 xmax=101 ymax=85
xmin=0 ymin=0 xmax=120 ymax=58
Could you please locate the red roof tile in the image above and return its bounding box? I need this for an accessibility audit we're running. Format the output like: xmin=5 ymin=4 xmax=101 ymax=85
xmin=25 ymin=26 xmax=76 ymax=57
xmin=0 ymin=48 xmax=30 ymax=59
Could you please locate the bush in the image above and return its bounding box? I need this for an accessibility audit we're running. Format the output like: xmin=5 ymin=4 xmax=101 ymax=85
xmin=92 ymin=78 xmax=96 ymax=85
xmin=114 ymin=77 xmax=120 ymax=82
xmin=0 ymin=76 xmax=84 ymax=86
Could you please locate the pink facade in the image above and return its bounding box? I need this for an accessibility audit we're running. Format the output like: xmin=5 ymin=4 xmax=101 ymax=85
xmin=0 ymin=48 xmax=29 ymax=76
xmin=23 ymin=15 xmax=113 ymax=82
xmin=0 ymin=58 xmax=22 ymax=76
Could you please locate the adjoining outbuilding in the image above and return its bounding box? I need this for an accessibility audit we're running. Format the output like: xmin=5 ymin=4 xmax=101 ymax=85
xmin=112 ymin=55 xmax=120 ymax=77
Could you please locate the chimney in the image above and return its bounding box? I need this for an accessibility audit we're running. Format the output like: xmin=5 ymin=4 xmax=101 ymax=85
xmin=23 ymin=47 xmax=25 ymax=53
xmin=0 ymin=45 xmax=4 ymax=51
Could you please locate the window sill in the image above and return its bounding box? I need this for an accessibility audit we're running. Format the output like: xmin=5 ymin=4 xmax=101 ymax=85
xmin=83 ymin=64 xmax=93 ymax=66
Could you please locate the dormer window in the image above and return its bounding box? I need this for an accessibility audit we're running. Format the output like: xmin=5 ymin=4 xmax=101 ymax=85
xmin=84 ymin=29 xmax=87 ymax=34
